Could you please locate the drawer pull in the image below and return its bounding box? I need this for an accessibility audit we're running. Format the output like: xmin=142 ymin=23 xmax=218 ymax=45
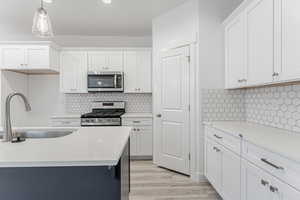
xmin=214 ymin=134 xmax=223 ymax=139
xmin=133 ymin=121 xmax=141 ymax=123
xmin=261 ymin=158 xmax=284 ymax=170
xmin=270 ymin=186 xmax=279 ymax=193
xmin=261 ymin=179 xmax=269 ymax=186
xmin=213 ymin=147 xmax=221 ymax=152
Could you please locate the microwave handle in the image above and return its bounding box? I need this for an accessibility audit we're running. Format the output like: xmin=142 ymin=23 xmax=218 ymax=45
xmin=114 ymin=74 xmax=117 ymax=88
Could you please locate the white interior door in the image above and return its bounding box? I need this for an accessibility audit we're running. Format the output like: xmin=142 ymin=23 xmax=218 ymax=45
xmin=156 ymin=46 xmax=190 ymax=175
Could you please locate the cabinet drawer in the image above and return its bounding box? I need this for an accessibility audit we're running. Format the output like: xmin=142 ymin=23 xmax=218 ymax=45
xmin=205 ymin=126 xmax=241 ymax=155
xmin=122 ymin=118 xmax=152 ymax=126
xmin=51 ymin=119 xmax=81 ymax=127
xmin=243 ymin=142 xmax=300 ymax=190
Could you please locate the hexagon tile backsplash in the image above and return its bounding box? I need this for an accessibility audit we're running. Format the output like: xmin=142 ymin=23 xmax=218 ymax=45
xmin=245 ymin=85 xmax=300 ymax=132
xmin=65 ymin=93 xmax=152 ymax=114
xmin=202 ymin=84 xmax=300 ymax=133
xmin=202 ymin=89 xmax=245 ymax=121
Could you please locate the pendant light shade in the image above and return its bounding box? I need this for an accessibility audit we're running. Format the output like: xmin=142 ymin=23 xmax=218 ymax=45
xmin=32 ymin=1 xmax=54 ymax=38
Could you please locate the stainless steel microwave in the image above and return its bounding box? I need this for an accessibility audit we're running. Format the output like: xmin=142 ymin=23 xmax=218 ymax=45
xmin=87 ymin=71 xmax=124 ymax=92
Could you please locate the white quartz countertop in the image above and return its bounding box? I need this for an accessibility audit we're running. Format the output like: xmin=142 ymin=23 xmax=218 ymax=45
xmin=122 ymin=113 xmax=153 ymax=118
xmin=51 ymin=115 xmax=81 ymax=119
xmin=204 ymin=121 xmax=300 ymax=163
xmin=0 ymin=126 xmax=131 ymax=167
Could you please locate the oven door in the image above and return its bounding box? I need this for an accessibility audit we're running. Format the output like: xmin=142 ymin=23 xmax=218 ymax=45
xmin=88 ymin=72 xmax=123 ymax=92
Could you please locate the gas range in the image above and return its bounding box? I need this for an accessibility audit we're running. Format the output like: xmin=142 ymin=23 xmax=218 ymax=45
xmin=81 ymin=102 xmax=125 ymax=127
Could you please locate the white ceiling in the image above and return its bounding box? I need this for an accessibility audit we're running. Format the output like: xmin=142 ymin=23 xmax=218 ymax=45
xmin=0 ymin=0 xmax=188 ymax=36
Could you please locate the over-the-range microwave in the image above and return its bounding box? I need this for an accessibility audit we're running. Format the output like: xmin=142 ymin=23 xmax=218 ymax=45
xmin=87 ymin=71 xmax=124 ymax=92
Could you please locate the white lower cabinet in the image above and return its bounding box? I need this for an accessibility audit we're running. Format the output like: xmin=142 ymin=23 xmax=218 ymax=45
xmin=130 ymin=127 xmax=152 ymax=157
xmin=242 ymin=159 xmax=300 ymax=200
xmin=205 ymin=138 xmax=241 ymax=200
xmin=241 ymin=159 xmax=273 ymax=200
xmin=205 ymin=139 xmax=222 ymax=192
xmin=122 ymin=116 xmax=153 ymax=159
xmin=205 ymin=125 xmax=300 ymax=200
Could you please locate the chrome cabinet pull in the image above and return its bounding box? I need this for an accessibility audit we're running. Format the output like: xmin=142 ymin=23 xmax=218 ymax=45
xmin=133 ymin=121 xmax=141 ymax=123
xmin=261 ymin=158 xmax=284 ymax=170
xmin=270 ymin=186 xmax=279 ymax=193
xmin=261 ymin=179 xmax=269 ymax=186
xmin=156 ymin=114 xmax=162 ymax=118
xmin=213 ymin=134 xmax=223 ymax=139
xmin=272 ymin=72 xmax=279 ymax=77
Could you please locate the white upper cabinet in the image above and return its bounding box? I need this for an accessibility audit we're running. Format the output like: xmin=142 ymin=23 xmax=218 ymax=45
xmin=280 ymin=0 xmax=300 ymax=81
xmin=88 ymin=51 xmax=123 ymax=72
xmin=245 ymin=0 xmax=274 ymax=86
xmin=225 ymin=14 xmax=246 ymax=89
xmin=224 ymin=0 xmax=300 ymax=88
xmin=60 ymin=51 xmax=87 ymax=93
xmin=124 ymin=50 xmax=152 ymax=93
xmin=1 ymin=46 xmax=24 ymax=69
xmin=0 ymin=43 xmax=60 ymax=73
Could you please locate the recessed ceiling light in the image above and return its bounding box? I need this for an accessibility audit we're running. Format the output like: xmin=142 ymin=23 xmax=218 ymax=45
xmin=102 ymin=0 xmax=112 ymax=4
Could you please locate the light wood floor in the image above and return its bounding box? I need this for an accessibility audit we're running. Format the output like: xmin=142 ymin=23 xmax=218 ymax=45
xmin=129 ymin=161 xmax=221 ymax=200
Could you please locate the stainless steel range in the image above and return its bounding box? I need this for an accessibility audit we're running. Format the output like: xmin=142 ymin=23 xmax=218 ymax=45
xmin=81 ymin=101 xmax=125 ymax=127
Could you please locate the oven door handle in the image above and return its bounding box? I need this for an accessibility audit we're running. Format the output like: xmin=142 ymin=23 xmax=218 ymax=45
xmin=114 ymin=74 xmax=117 ymax=88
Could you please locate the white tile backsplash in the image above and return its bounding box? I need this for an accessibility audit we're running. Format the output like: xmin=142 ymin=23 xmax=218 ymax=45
xmin=202 ymin=89 xmax=245 ymax=121
xmin=245 ymin=85 xmax=300 ymax=132
xmin=202 ymin=84 xmax=300 ymax=133
xmin=65 ymin=93 xmax=152 ymax=114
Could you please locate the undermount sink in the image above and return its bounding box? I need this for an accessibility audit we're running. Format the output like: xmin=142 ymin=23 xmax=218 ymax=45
xmin=0 ymin=129 xmax=76 ymax=140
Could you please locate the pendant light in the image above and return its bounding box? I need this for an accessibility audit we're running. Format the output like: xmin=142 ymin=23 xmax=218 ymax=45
xmin=32 ymin=0 xmax=54 ymax=38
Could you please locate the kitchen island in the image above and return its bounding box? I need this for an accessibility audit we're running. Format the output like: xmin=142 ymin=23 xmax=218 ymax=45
xmin=0 ymin=127 xmax=131 ymax=200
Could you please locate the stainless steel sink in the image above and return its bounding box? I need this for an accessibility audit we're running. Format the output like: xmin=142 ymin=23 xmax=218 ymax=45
xmin=0 ymin=129 xmax=76 ymax=141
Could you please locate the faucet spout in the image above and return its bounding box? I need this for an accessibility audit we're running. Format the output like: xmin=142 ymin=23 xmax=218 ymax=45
xmin=3 ymin=93 xmax=31 ymax=142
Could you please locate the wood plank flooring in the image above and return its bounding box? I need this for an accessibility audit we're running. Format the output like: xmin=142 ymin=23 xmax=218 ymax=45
xmin=129 ymin=161 xmax=222 ymax=200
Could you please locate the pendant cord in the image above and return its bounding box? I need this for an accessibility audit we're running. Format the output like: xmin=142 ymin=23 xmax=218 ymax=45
xmin=41 ymin=0 xmax=43 ymax=8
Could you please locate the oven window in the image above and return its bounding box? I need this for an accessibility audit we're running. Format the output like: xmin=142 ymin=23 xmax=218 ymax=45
xmin=88 ymin=75 xmax=115 ymax=88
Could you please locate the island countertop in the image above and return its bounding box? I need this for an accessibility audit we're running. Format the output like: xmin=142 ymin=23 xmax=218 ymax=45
xmin=0 ymin=127 xmax=131 ymax=168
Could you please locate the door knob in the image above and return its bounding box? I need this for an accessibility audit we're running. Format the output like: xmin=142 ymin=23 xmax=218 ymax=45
xmin=156 ymin=114 xmax=162 ymax=118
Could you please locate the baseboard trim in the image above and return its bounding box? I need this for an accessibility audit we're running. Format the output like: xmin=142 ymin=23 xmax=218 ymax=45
xmin=192 ymin=172 xmax=208 ymax=183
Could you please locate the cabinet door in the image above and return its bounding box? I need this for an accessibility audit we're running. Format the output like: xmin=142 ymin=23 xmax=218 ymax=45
xmin=107 ymin=51 xmax=123 ymax=71
xmin=25 ymin=46 xmax=49 ymax=69
xmin=130 ymin=130 xmax=138 ymax=157
xmin=205 ymin=139 xmax=222 ymax=193
xmin=60 ymin=52 xmax=87 ymax=93
xmin=1 ymin=46 xmax=25 ymax=69
xmin=124 ymin=51 xmax=138 ymax=93
xmin=281 ymin=0 xmax=300 ymax=81
xmin=137 ymin=127 xmax=153 ymax=156
xmin=88 ymin=52 xmax=107 ymax=72
xmin=241 ymin=160 xmax=273 ymax=200
xmin=245 ymin=0 xmax=274 ymax=85
xmin=272 ymin=179 xmax=300 ymax=200
xmin=136 ymin=51 xmax=152 ymax=93
xmin=221 ymin=147 xmax=241 ymax=200
xmin=225 ymin=14 xmax=246 ymax=88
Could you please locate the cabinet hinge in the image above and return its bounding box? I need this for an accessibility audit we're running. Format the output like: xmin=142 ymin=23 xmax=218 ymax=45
xmin=187 ymin=56 xmax=191 ymax=63
xmin=188 ymin=105 xmax=191 ymax=112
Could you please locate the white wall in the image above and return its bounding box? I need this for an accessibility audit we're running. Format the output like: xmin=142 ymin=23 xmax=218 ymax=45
xmin=152 ymin=0 xmax=200 ymax=181
xmin=152 ymin=0 xmax=243 ymax=181
xmin=197 ymin=0 xmax=243 ymax=179
xmin=26 ymin=75 xmax=66 ymax=126
xmin=1 ymin=71 xmax=29 ymax=127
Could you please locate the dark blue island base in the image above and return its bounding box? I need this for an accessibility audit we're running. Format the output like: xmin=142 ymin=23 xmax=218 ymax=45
xmin=0 ymin=142 xmax=130 ymax=200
